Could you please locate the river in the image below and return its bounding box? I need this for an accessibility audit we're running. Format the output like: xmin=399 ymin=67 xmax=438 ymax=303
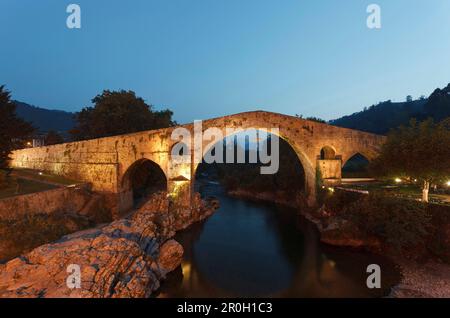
xmin=158 ymin=181 xmax=400 ymax=298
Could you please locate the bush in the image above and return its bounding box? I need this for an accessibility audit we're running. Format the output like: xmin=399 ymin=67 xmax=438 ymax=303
xmin=324 ymin=189 xmax=364 ymax=214
xmin=427 ymin=204 xmax=450 ymax=263
xmin=0 ymin=213 xmax=90 ymax=262
xmin=323 ymin=190 xmax=450 ymax=261
xmin=341 ymin=194 xmax=431 ymax=251
xmin=0 ymin=169 xmax=12 ymax=190
xmin=0 ymin=170 xmax=6 ymax=190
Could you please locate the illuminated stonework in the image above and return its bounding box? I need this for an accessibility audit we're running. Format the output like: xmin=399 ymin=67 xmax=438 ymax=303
xmin=10 ymin=111 xmax=386 ymax=215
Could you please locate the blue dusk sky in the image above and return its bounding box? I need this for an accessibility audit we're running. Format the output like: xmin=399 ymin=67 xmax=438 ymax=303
xmin=1 ymin=0 xmax=450 ymax=123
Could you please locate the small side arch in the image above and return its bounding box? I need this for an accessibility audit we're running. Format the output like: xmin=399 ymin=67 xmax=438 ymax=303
xmin=342 ymin=152 xmax=371 ymax=178
xmin=341 ymin=150 xmax=377 ymax=167
xmin=319 ymin=146 xmax=337 ymax=160
xmin=121 ymin=158 xmax=168 ymax=207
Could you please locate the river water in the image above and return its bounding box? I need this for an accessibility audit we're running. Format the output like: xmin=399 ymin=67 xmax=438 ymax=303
xmin=158 ymin=181 xmax=400 ymax=298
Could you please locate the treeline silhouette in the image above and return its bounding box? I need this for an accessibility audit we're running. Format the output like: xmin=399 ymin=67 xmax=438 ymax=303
xmin=330 ymin=83 xmax=450 ymax=134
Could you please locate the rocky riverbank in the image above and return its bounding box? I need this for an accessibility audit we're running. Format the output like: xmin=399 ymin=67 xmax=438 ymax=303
xmin=222 ymin=186 xmax=450 ymax=298
xmin=0 ymin=192 xmax=218 ymax=298
xmin=0 ymin=185 xmax=113 ymax=263
xmin=309 ymin=205 xmax=450 ymax=298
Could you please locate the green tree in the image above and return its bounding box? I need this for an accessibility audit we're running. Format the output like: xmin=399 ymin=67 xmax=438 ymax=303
xmin=306 ymin=116 xmax=327 ymax=123
xmin=45 ymin=130 xmax=64 ymax=145
xmin=371 ymin=118 xmax=450 ymax=202
xmin=70 ymin=90 xmax=176 ymax=140
xmin=0 ymin=86 xmax=35 ymax=169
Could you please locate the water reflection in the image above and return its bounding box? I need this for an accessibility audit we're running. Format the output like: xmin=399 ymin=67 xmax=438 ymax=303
xmin=158 ymin=182 xmax=399 ymax=298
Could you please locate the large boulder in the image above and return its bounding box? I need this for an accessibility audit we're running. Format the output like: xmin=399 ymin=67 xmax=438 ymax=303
xmin=0 ymin=191 xmax=219 ymax=298
xmin=170 ymin=192 xmax=219 ymax=231
xmin=157 ymin=240 xmax=184 ymax=273
xmin=0 ymin=199 xmax=183 ymax=298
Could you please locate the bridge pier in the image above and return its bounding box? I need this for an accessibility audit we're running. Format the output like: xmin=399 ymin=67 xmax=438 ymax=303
xmin=317 ymin=159 xmax=343 ymax=187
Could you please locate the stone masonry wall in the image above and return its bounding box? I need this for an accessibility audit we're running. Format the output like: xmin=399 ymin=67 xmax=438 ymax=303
xmin=0 ymin=185 xmax=103 ymax=221
xmin=10 ymin=111 xmax=386 ymax=210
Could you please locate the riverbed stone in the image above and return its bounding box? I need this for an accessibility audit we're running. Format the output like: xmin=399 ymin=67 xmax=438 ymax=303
xmin=320 ymin=220 xmax=381 ymax=250
xmin=0 ymin=192 xmax=217 ymax=298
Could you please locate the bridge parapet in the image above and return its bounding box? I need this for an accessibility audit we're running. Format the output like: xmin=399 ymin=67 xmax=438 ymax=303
xmin=10 ymin=111 xmax=386 ymax=216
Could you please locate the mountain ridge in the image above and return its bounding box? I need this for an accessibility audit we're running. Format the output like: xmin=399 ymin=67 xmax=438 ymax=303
xmin=330 ymin=83 xmax=450 ymax=134
xmin=13 ymin=101 xmax=75 ymax=134
xmin=13 ymin=82 xmax=450 ymax=136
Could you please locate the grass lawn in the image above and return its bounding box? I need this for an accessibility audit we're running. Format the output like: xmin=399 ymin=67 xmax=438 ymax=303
xmin=340 ymin=180 xmax=450 ymax=205
xmin=0 ymin=178 xmax=57 ymax=200
xmin=0 ymin=213 xmax=90 ymax=262
xmin=0 ymin=169 xmax=90 ymax=262
xmin=12 ymin=168 xmax=81 ymax=186
xmin=0 ymin=169 xmax=82 ymax=200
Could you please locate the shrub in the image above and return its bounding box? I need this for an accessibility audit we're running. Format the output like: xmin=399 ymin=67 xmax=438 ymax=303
xmin=324 ymin=189 xmax=363 ymax=214
xmin=0 ymin=213 xmax=90 ymax=262
xmin=427 ymin=204 xmax=450 ymax=263
xmin=341 ymin=193 xmax=431 ymax=251
xmin=0 ymin=169 xmax=13 ymax=190
xmin=0 ymin=170 xmax=6 ymax=190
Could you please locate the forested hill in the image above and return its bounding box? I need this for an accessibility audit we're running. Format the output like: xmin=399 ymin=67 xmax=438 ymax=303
xmin=12 ymin=83 xmax=450 ymax=136
xmin=330 ymin=83 xmax=450 ymax=134
xmin=13 ymin=101 xmax=75 ymax=133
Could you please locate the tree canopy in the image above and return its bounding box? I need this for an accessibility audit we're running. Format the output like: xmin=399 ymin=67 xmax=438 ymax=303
xmin=70 ymin=90 xmax=176 ymax=141
xmin=0 ymin=86 xmax=35 ymax=169
xmin=371 ymin=118 xmax=450 ymax=202
xmin=45 ymin=130 xmax=64 ymax=145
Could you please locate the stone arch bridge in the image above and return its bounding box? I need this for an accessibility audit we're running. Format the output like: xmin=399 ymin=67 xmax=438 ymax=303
xmin=10 ymin=111 xmax=385 ymax=217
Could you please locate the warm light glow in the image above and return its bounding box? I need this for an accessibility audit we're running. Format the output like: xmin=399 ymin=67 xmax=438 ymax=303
xmin=169 ymin=179 xmax=189 ymax=199
xmin=328 ymin=187 xmax=334 ymax=193
xmin=181 ymin=262 xmax=191 ymax=282
xmin=176 ymin=166 xmax=191 ymax=181
xmin=395 ymin=178 xmax=402 ymax=183
xmin=38 ymin=172 xmax=43 ymax=176
xmin=446 ymin=180 xmax=450 ymax=187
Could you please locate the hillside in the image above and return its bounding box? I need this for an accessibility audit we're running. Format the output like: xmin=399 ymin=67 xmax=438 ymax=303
xmin=14 ymin=101 xmax=75 ymax=134
xmin=13 ymin=82 xmax=450 ymax=137
xmin=330 ymin=83 xmax=450 ymax=134
xmin=330 ymin=99 xmax=427 ymax=134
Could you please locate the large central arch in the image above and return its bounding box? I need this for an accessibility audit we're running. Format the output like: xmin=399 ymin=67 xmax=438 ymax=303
xmin=190 ymin=128 xmax=313 ymax=204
